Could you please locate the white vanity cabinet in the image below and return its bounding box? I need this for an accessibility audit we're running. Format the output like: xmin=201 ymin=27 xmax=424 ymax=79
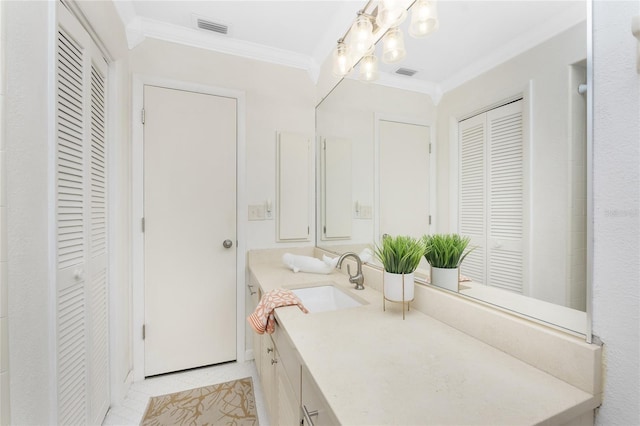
xmin=301 ymin=365 xmax=339 ymax=426
xmin=259 ymin=334 xmax=276 ymax=416
xmin=248 ymin=277 xmax=262 ymax=376
xmin=257 ymin=325 xmax=301 ymax=426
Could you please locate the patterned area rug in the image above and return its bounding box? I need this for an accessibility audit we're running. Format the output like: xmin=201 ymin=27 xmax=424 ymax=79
xmin=140 ymin=377 xmax=258 ymax=426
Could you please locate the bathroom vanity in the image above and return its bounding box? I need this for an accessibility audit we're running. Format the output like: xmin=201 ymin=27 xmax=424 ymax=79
xmin=248 ymin=248 xmax=601 ymax=425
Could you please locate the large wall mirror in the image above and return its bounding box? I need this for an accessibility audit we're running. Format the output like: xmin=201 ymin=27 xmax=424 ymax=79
xmin=316 ymin=1 xmax=590 ymax=336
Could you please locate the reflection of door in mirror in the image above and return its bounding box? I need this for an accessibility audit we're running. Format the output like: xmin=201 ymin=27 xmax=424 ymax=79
xmin=321 ymin=137 xmax=352 ymax=240
xmin=459 ymin=99 xmax=527 ymax=295
xmin=377 ymin=119 xmax=431 ymax=241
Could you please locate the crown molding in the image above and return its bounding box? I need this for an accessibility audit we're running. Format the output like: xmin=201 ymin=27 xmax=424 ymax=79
xmin=345 ymin=72 xmax=443 ymax=105
xmin=440 ymin=9 xmax=587 ymax=93
xmin=127 ymin=17 xmax=317 ymax=74
xmin=374 ymin=72 xmax=443 ymax=105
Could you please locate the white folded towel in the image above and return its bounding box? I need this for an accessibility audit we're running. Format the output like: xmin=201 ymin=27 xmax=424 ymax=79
xmin=282 ymin=253 xmax=338 ymax=274
xmin=359 ymin=248 xmax=374 ymax=264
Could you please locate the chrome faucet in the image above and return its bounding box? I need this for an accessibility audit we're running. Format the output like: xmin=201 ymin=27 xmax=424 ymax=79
xmin=336 ymin=252 xmax=365 ymax=290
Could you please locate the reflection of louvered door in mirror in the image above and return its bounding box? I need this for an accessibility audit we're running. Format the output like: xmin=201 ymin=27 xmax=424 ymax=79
xmin=56 ymin=4 xmax=109 ymax=425
xmin=459 ymin=114 xmax=487 ymax=285
xmin=487 ymin=101 xmax=526 ymax=294
xmin=459 ymin=100 xmax=527 ymax=294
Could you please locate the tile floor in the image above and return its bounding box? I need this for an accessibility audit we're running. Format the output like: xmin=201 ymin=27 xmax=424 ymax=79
xmin=102 ymin=360 xmax=269 ymax=425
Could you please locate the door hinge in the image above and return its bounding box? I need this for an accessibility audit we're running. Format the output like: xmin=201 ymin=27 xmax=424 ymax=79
xmin=141 ymin=108 xmax=145 ymax=125
xmin=429 ymin=215 xmax=432 ymax=225
xmin=429 ymin=143 xmax=432 ymax=154
xmin=142 ymin=324 xmax=146 ymax=340
xmin=323 ymin=225 xmax=326 ymax=234
xmin=142 ymin=217 xmax=145 ymax=232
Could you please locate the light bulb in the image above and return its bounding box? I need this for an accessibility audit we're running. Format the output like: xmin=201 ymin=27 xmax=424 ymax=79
xmin=376 ymin=0 xmax=407 ymax=29
xmin=359 ymin=54 xmax=379 ymax=82
xmin=409 ymin=0 xmax=439 ymax=38
xmin=332 ymin=41 xmax=351 ymax=77
xmin=349 ymin=15 xmax=374 ymax=57
xmin=382 ymin=27 xmax=406 ymax=64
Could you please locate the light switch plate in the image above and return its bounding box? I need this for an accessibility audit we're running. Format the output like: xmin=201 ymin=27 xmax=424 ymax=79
xmin=359 ymin=205 xmax=372 ymax=219
xmin=248 ymin=204 xmax=265 ymax=220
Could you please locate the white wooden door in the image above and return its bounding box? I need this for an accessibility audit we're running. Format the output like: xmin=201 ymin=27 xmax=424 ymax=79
xmin=378 ymin=120 xmax=430 ymax=238
xmin=143 ymin=85 xmax=237 ymax=377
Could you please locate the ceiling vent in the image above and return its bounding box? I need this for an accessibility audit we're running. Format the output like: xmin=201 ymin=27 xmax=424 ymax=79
xmin=395 ymin=68 xmax=418 ymax=77
xmin=196 ymin=18 xmax=228 ymax=35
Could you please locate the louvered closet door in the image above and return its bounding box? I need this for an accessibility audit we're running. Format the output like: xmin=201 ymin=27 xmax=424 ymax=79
xmin=459 ymin=100 xmax=526 ymax=293
xmin=56 ymin=4 xmax=109 ymax=425
xmin=459 ymin=114 xmax=487 ymax=284
xmin=87 ymin=56 xmax=109 ymax=425
xmin=487 ymin=100 xmax=525 ymax=293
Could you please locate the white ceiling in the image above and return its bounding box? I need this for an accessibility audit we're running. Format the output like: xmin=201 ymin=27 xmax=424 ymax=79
xmin=113 ymin=0 xmax=587 ymax=97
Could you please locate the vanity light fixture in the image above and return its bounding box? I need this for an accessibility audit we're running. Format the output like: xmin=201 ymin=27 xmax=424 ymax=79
xmin=331 ymin=0 xmax=439 ymax=82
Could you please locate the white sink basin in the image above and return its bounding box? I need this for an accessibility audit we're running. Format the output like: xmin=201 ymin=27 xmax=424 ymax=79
xmin=290 ymin=284 xmax=366 ymax=313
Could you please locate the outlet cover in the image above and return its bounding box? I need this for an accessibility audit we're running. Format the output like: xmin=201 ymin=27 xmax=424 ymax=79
xmin=248 ymin=204 xmax=266 ymax=220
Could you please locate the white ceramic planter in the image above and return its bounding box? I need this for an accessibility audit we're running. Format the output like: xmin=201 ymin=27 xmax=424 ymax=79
xmin=430 ymin=267 xmax=459 ymax=292
xmin=383 ymin=271 xmax=415 ymax=302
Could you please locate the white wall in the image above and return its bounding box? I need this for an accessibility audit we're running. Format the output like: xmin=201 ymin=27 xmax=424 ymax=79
xmin=592 ymin=1 xmax=640 ymax=424
xmin=129 ymin=38 xmax=317 ymax=251
xmin=436 ymin=23 xmax=587 ymax=306
xmin=5 ymin=2 xmax=54 ymax=423
xmin=0 ymin=1 xmax=8 ymax=424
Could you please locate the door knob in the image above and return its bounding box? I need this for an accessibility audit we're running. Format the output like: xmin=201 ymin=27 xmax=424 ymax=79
xmin=73 ymin=268 xmax=84 ymax=281
xmin=223 ymin=239 xmax=233 ymax=248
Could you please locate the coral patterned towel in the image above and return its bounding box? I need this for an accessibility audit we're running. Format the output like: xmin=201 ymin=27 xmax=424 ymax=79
xmin=248 ymin=288 xmax=308 ymax=335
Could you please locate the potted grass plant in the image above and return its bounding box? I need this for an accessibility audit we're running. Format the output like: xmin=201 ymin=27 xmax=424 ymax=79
xmin=423 ymin=234 xmax=474 ymax=292
xmin=375 ymin=235 xmax=425 ymax=302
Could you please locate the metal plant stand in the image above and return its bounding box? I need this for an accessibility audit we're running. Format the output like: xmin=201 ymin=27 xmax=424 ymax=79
xmin=382 ymin=272 xmax=414 ymax=320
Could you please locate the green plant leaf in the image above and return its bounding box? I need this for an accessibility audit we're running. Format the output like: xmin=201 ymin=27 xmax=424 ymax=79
xmin=422 ymin=233 xmax=475 ymax=269
xmin=374 ymin=235 xmax=425 ymax=274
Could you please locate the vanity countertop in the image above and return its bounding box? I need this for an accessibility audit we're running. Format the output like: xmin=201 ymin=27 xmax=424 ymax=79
xmin=249 ymin=252 xmax=600 ymax=425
